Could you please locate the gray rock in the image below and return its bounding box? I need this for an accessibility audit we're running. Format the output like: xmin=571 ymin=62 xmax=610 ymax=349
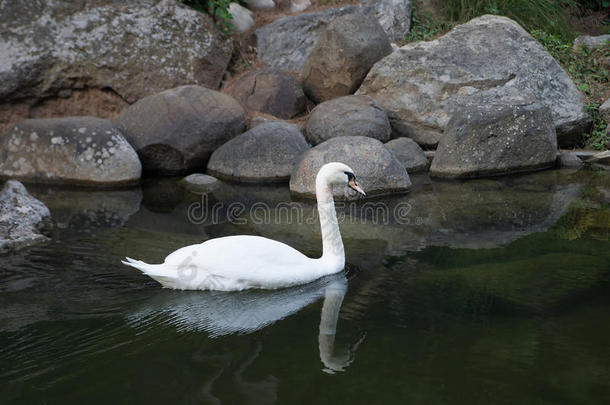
xmin=305 ymin=95 xmax=391 ymax=145
xmin=573 ymin=34 xmax=610 ymax=51
xmin=181 ymin=174 xmax=221 ymax=193
xmin=116 ymin=85 xmax=246 ymax=175
xmin=224 ymin=68 xmax=306 ymax=119
xmin=0 ymin=117 xmax=141 ymax=185
xmin=0 ymin=180 xmax=51 ymax=253
xmin=289 ymin=136 xmax=411 ymax=199
xmin=358 ymin=15 xmax=591 ymax=148
xmin=0 ymin=0 xmax=232 ymax=105
xmin=599 ymin=98 xmax=610 ymax=123
xmin=207 ymin=121 xmax=310 ymax=183
xmin=256 ymin=3 xmax=410 ymax=71
xmin=589 ymin=150 xmax=610 ymax=165
xmin=430 ymin=101 xmax=558 ymax=178
xmin=362 ymin=0 xmax=412 ymax=42
xmin=556 ymin=152 xmax=583 ymax=168
xmin=385 ymin=137 xmax=428 ymax=172
xmin=302 ymin=12 xmax=392 ymax=103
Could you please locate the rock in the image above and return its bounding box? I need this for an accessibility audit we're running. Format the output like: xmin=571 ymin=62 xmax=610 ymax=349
xmin=573 ymin=34 xmax=610 ymax=51
xmin=0 ymin=180 xmax=51 ymax=253
xmin=361 ymin=0 xmax=412 ymax=42
xmin=290 ymin=0 xmax=311 ymax=12
xmin=228 ymin=3 xmax=254 ymax=33
xmin=180 ymin=174 xmax=221 ymax=193
xmin=116 ymin=85 xmax=246 ymax=175
xmin=430 ymin=101 xmax=557 ymax=178
xmin=246 ymin=0 xmax=275 ymax=11
xmin=0 ymin=0 xmax=232 ymax=131
xmin=305 ymin=95 xmax=391 ymax=145
xmin=0 ymin=117 xmax=141 ymax=185
xmin=556 ymin=152 xmax=583 ymax=168
xmin=385 ymin=137 xmax=428 ymax=172
xmin=255 ymin=3 xmax=410 ymax=71
xmin=358 ymin=15 xmax=591 ymax=148
xmin=207 ymin=121 xmax=310 ymax=182
xmin=302 ymin=12 xmax=392 ymax=103
xmin=224 ymin=68 xmax=306 ymax=119
xmin=589 ymin=150 xmax=610 ymax=165
xmin=289 ymin=136 xmax=411 ymax=199
xmin=599 ymin=99 xmax=610 ymax=123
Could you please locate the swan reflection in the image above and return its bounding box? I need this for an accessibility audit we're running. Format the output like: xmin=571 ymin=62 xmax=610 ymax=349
xmin=128 ymin=272 xmax=361 ymax=373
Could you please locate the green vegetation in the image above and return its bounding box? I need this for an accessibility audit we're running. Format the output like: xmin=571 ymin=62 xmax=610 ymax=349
xmin=178 ymin=0 xmax=236 ymax=34
xmin=405 ymin=4 xmax=455 ymax=43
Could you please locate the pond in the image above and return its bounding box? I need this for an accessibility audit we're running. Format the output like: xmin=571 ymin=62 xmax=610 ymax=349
xmin=1 ymin=168 xmax=609 ymax=404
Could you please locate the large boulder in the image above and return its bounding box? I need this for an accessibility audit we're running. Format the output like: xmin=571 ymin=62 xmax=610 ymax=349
xmin=573 ymin=34 xmax=610 ymax=51
xmin=290 ymin=136 xmax=411 ymax=199
xmin=430 ymin=101 xmax=557 ymax=178
xmin=358 ymin=15 xmax=591 ymax=148
xmin=255 ymin=2 xmax=410 ymax=71
xmin=302 ymin=12 xmax=392 ymax=103
xmin=385 ymin=137 xmax=428 ymax=172
xmin=305 ymin=95 xmax=391 ymax=145
xmin=207 ymin=121 xmax=310 ymax=183
xmin=0 ymin=180 xmax=51 ymax=253
xmin=0 ymin=0 xmax=232 ymax=132
xmin=0 ymin=117 xmax=141 ymax=185
xmin=116 ymin=85 xmax=246 ymax=175
xmin=224 ymin=68 xmax=306 ymax=119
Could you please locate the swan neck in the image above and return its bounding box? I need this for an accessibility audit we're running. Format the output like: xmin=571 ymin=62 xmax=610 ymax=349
xmin=316 ymin=175 xmax=345 ymax=266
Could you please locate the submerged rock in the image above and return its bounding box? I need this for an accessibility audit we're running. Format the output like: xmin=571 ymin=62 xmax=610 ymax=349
xmin=358 ymin=15 xmax=591 ymax=148
xmin=290 ymin=136 xmax=411 ymax=199
xmin=207 ymin=121 xmax=310 ymax=183
xmin=385 ymin=137 xmax=428 ymax=172
xmin=224 ymin=68 xmax=306 ymax=119
xmin=0 ymin=117 xmax=141 ymax=185
xmin=302 ymin=12 xmax=392 ymax=103
xmin=0 ymin=180 xmax=51 ymax=253
xmin=556 ymin=152 xmax=584 ymax=168
xmin=305 ymin=95 xmax=391 ymax=145
xmin=180 ymin=174 xmax=221 ymax=194
xmin=116 ymin=85 xmax=246 ymax=175
xmin=430 ymin=101 xmax=557 ymax=178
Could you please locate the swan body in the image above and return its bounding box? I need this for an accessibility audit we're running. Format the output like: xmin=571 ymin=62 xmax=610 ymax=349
xmin=122 ymin=162 xmax=365 ymax=291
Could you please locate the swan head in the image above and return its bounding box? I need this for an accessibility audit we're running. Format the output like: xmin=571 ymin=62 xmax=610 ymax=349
xmin=317 ymin=162 xmax=366 ymax=196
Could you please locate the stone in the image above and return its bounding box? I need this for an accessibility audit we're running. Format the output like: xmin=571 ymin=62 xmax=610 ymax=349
xmin=0 ymin=180 xmax=51 ymax=253
xmin=207 ymin=121 xmax=310 ymax=182
xmin=0 ymin=0 xmax=232 ymax=131
xmin=573 ymin=34 xmax=610 ymax=51
xmin=116 ymin=85 xmax=246 ymax=175
xmin=180 ymin=174 xmax=221 ymax=193
xmin=228 ymin=3 xmax=254 ymax=33
xmin=245 ymin=0 xmax=275 ymax=11
xmin=0 ymin=117 xmax=141 ymax=185
xmin=305 ymin=95 xmax=391 ymax=145
xmin=255 ymin=3 xmax=410 ymax=71
xmin=385 ymin=137 xmax=428 ymax=172
xmin=361 ymin=0 xmax=412 ymax=42
xmin=358 ymin=15 xmax=591 ymax=148
xmin=430 ymin=101 xmax=558 ymax=178
xmin=302 ymin=12 xmax=392 ymax=103
xmin=556 ymin=152 xmax=583 ymax=168
xmin=599 ymin=99 xmax=610 ymax=123
xmin=289 ymin=136 xmax=411 ymax=199
xmin=589 ymin=150 xmax=610 ymax=166
xmin=224 ymin=68 xmax=306 ymax=119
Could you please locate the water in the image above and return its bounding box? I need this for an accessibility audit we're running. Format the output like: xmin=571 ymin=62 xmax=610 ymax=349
xmin=1 ymin=168 xmax=609 ymax=404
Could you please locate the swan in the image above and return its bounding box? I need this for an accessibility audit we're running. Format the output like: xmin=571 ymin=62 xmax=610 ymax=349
xmin=121 ymin=162 xmax=366 ymax=290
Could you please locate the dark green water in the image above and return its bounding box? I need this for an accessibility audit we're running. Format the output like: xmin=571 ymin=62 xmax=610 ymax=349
xmin=1 ymin=168 xmax=609 ymax=404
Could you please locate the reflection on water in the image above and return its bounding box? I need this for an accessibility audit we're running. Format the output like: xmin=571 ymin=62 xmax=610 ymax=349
xmin=0 ymin=169 xmax=609 ymax=404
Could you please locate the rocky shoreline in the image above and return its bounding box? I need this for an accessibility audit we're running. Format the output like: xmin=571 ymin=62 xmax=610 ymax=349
xmin=0 ymin=0 xmax=608 ymax=252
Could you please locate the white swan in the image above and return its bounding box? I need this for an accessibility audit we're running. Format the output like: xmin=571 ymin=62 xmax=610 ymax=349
xmin=122 ymin=162 xmax=366 ymax=290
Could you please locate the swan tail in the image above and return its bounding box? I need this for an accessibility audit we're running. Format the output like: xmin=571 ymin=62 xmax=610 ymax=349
xmin=122 ymin=257 xmax=180 ymax=288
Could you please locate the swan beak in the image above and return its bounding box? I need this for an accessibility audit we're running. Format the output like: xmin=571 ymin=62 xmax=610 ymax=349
xmin=348 ymin=179 xmax=366 ymax=196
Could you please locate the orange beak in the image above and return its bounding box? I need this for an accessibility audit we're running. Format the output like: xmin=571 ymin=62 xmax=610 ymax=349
xmin=348 ymin=179 xmax=366 ymax=196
